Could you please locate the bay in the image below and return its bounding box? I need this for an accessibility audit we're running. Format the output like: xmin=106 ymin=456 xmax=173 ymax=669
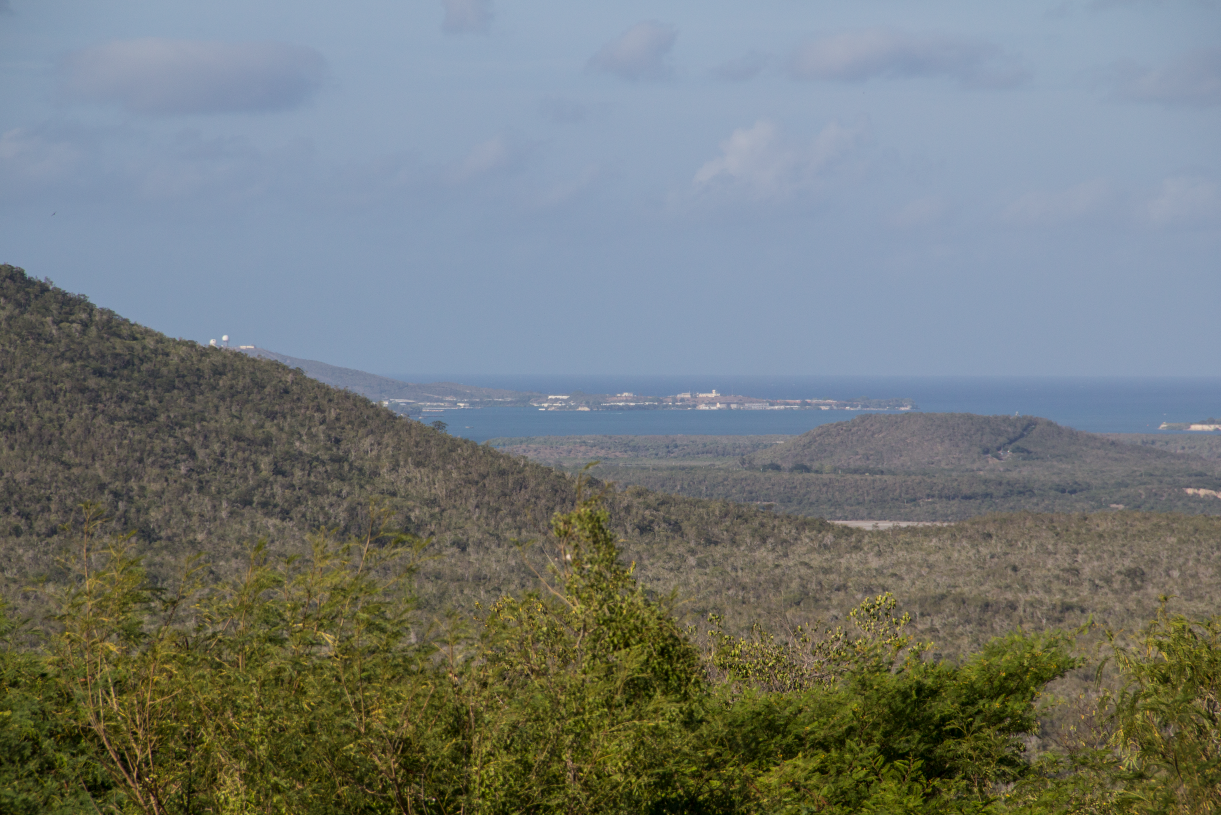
xmin=387 ymin=374 xmax=1221 ymax=443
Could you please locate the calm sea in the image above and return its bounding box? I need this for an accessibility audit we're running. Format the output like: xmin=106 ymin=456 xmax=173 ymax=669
xmin=386 ymin=375 xmax=1221 ymax=443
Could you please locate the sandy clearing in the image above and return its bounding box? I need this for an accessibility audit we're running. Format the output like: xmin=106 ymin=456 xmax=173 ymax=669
xmin=830 ymin=520 xmax=954 ymax=530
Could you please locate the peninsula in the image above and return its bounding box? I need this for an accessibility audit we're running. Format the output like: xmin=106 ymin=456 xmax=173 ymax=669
xmin=529 ymin=389 xmax=915 ymax=412
xmin=235 ymin=347 xmax=916 ymax=416
xmin=1159 ymin=417 xmax=1221 ymax=431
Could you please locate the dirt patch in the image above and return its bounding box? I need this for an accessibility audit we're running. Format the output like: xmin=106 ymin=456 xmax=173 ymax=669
xmin=830 ymin=520 xmax=954 ymax=530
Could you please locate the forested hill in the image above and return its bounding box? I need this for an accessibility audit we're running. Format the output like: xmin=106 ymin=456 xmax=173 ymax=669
xmin=746 ymin=412 xmax=1218 ymax=476
xmin=0 ymin=265 xmax=833 ymax=615
xmin=4 ymin=264 xmax=1221 ymax=663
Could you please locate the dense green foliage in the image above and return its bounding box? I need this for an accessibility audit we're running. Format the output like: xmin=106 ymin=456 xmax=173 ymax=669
xmin=743 ymin=414 xmax=1193 ymax=473
xmin=4 ymin=264 xmax=1221 ymax=811
xmin=0 ymin=264 xmax=838 ymax=621
xmin=488 ymin=434 xmax=789 ymax=465
xmin=1106 ymin=607 xmax=1221 ymax=812
xmin=3 ymin=264 xmax=1220 ymax=659
xmin=3 ymin=499 xmax=1217 ymax=813
xmin=499 ymin=421 xmax=1221 ymax=520
xmin=597 ymin=467 xmax=1221 ymax=520
xmin=0 ymin=600 xmax=117 ymax=813
xmin=636 ymin=508 xmax=1221 ymax=663
xmin=1105 ymin=433 xmax=1221 ymax=461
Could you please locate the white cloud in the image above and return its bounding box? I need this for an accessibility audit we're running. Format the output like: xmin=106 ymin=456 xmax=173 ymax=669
xmin=0 ymin=128 xmax=82 ymax=182
xmin=1109 ymin=48 xmax=1221 ymax=107
xmin=789 ymin=28 xmax=1027 ymax=89
xmin=60 ymin=39 xmax=326 ymax=115
xmin=588 ymin=21 xmax=677 ymax=81
xmin=1001 ymin=179 xmax=1113 ymax=224
xmin=712 ymin=51 xmax=769 ymax=82
xmin=892 ymin=196 xmax=948 ymax=228
xmin=441 ymin=0 xmax=492 ymax=34
xmin=692 ymin=119 xmax=862 ymax=202
xmin=1147 ymin=176 xmax=1220 ymax=226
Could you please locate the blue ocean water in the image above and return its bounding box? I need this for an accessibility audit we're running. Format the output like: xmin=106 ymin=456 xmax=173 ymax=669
xmin=387 ymin=375 xmax=1221 ymax=443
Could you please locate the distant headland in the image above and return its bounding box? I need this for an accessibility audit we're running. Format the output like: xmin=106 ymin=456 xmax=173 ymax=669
xmin=1159 ymin=418 xmax=1221 ymax=431
xmin=237 ymin=347 xmax=916 ymax=416
xmin=527 ymin=389 xmax=914 ymax=413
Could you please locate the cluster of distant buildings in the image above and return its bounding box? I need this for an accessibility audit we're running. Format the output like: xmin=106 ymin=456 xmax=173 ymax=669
xmin=385 ymin=390 xmax=887 ymax=415
xmin=667 ymin=390 xmax=825 ymax=411
xmin=531 ymin=390 xmax=914 ymax=412
xmin=206 ymin=335 xmax=247 ymax=349
xmin=660 ymin=391 xmax=910 ymax=412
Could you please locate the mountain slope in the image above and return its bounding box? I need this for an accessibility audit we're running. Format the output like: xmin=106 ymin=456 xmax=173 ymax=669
xmin=1106 ymin=432 xmax=1221 ymax=461
xmin=520 ymin=416 xmax=1221 ymax=520
xmin=0 ymin=265 xmax=832 ymax=615
xmin=745 ymin=413 xmax=1211 ymax=475
xmin=3 ymin=266 xmax=1221 ymax=656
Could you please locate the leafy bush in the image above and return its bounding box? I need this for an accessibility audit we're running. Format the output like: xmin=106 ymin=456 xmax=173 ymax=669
xmin=14 ymin=499 xmax=1175 ymax=814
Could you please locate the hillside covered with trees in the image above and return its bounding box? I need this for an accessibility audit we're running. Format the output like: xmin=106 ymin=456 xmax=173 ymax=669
xmin=0 ymin=265 xmax=852 ymax=614
xmin=742 ymin=413 xmax=1217 ymax=475
xmin=2 ymin=498 xmax=1219 ymax=814
xmin=3 ymin=264 xmax=1221 ymax=811
xmin=3 ymin=263 xmax=1220 ymax=646
xmin=500 ymin=416 xmax=1221 ymax=520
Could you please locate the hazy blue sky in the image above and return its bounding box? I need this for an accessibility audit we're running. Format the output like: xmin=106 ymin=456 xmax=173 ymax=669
xmin=1 ymin=1 xmax=1218 ymax=376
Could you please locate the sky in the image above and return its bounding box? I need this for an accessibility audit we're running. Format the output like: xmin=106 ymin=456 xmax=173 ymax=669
xmin=1 ymin=0 xmax=1218 ymax=377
